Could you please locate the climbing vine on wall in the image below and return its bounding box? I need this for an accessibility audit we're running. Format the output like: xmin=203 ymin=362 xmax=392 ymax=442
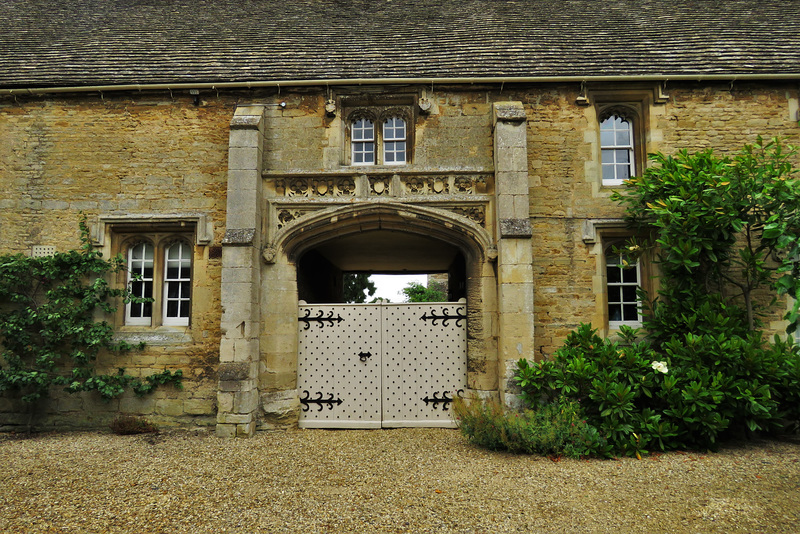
xmin=0 ymin=217 xmax=182 ymax=413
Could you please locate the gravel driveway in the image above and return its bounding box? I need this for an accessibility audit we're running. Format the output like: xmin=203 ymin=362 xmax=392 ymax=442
xmin=1 ymin=427 xmax=799 ymax=533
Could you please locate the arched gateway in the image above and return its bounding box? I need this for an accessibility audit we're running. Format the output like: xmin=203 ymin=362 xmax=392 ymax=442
xmin=216 ymin=101 xmax=535 ymax=437
xmin=280 ymin=204 xmax=492 ymax=428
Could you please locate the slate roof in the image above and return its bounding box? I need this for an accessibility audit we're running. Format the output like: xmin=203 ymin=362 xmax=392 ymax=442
xmin=2 ymin=0 xmax=799 ymax=90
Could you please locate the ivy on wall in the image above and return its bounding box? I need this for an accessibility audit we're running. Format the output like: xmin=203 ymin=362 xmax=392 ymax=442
xmin=0 ymin=217 xmax=182 ymax=425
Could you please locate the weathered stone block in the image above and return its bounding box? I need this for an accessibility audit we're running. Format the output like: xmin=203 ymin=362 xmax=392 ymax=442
xmin=499 ymin=218 xmax=532 ymax=238
xmin=215 ymin=423 xmax=237 ymax=438
xmin=156 ymin=399 xmax=184 ymax=417
xmin=218 ymin=362 xmax=254 ymax=381
xmin=493 ymin=101 xmax=527 ymax=123
xmin=217 ymin=412 xmax=252 ymax=425
xmin=218 ymin=378 xmax=257 ymax=392
xmin=217 ymin=391 xmax=235 ymax=413
xmin=184 ymin=398 xmax=215 ymax=415
xmin=236 ymin=421 xmax=256 ymax=437
xmin=233 ymin=388 xmax=259 ymax=414
xmin=119 ymin=396 xmax=156 ymax=415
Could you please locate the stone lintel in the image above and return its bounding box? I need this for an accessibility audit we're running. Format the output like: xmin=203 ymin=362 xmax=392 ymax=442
xmin=581 ymin=218 xmax=628 ymax=244
xmin=499 ymin=218 xmax=532 ymax=238
xmin=222 ymin=228 xmax=256 ymax=246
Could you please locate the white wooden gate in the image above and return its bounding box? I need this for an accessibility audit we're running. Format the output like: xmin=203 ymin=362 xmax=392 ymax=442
xmin=297 ymin=302 xmax=467 ymax=429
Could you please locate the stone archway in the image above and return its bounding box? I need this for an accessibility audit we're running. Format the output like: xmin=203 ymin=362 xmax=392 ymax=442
xmin=216 ymin=101 xmax=535 ymax=437
xmin=257 ymin=202 xmax=499 ymax=429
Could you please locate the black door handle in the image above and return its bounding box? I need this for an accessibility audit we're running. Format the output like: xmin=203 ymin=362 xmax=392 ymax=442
xmin=358 ymin=351 xmax=372 ymax=362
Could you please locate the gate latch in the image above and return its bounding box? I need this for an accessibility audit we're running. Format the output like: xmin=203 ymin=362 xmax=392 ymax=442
xmin=357 ymin=351 xmax=372 ymax=362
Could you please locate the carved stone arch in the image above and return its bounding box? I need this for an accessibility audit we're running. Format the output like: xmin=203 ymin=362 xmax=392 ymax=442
xmin=271 ymin=201 xmax=495 ymax=265
xmin=121 ymin=235 xmax=155 ymax=255
xmin=378 ymin=106 xmax=412 ymax=125
xmin=346 ymin=107 xmax=378 ymax=125
xmin=598 ymin=103 xmax=638 ymax=123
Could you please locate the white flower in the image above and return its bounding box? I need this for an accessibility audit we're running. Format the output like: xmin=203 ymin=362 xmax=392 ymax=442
xmin=651 ymin=361 xmax=669 ymax=374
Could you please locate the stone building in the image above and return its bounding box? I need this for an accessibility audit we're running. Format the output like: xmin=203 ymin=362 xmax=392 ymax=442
xmin=1 ymin=0 xmax=799 ymax=436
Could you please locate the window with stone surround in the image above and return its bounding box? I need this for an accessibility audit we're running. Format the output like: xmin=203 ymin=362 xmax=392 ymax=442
xmin=346 ymin=107 xmax=412 ymax=166
xmin=600 ymin=112 xmax=636 ymax=185
xmin=605 ymin=246 xmax=642 ymax=328
xmin=599 ymin=104 xmax=643 ymax=186
xmin=118 ymin=231 xmax=194 ymax=327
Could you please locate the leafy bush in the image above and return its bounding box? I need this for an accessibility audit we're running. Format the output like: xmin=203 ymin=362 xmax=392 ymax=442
xmin=109 ymin=415 xmax=159 ymax=435
xmin=402 ymin=280 xmax=448 ymax=302
xmin=612 ymin=137 xmax=800 ymax=333
xmin=515 ymin=324 xmax=800 ymax=455
xmin=501 ymin=138 xmax=800 ymax=457
xmin=453 ymin=395 xmax=606 ymax=458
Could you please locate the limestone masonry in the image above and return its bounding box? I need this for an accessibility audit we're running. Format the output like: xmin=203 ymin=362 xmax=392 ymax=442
xmin=2 ymin=0 xmax=799 ymax=435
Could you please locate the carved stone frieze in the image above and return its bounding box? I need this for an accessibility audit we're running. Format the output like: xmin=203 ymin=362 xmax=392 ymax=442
xmin=401 ymin=174 xmax=486 ymax=195
xmin=403 ymin=176 xmax=449 ymax=195
xmin=276 ymin=177 xmax=356 ymax=197
xmin=369 ymin=176 xmax=391 ymax=195
xmin=447 ymin=205 xmax=487 ymax=227
xmin=453 ymin=175 xmax=486 ymax=194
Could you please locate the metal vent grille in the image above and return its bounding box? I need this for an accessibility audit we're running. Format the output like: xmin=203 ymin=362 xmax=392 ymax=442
xmin=31 ymin=245 xmax=56 ymax=257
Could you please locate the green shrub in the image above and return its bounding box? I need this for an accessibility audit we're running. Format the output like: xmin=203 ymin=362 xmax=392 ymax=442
xmin=503 ymin=138 xmax=800 ymax=458
xmin=514 ymin=324 xmax=800 ymax=455
xmin=109 ymin=415 xmax=159 ymax=435
xmin=452 ymin=395 xmax=607 ymax=458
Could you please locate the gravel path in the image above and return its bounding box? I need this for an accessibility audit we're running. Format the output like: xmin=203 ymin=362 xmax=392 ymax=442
xmin=1 ymin=428 xmax=799 ymax=533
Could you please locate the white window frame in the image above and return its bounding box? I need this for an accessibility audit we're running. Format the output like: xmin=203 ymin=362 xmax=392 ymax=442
xmin=351 ymin=118 xmax=376 ymax=165
xmin=346 ymin=107 xmax=411 ymax=166
xmin=382 ymin=117 xmax=407 ymax=165
xmin=162 ymin=241 xmax=192 ymax=326
xmin=125 ymin=242 xmax=155 ymax=326
xmin=122 ymin=235 xmax=193 ymax=328
xmin=606 ymin=251 xmax=642 ymax=328
xmin=600 ymin=114 xmax=636 ymax=186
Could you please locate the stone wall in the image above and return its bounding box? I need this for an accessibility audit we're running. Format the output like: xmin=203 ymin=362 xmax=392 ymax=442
xmin=522 ymin=81 xmax=800 ymax=356
xmin=0 ymin=91 xmax=233 ymax=430
xmin=1 ymin=81 xmax=798 ymax=431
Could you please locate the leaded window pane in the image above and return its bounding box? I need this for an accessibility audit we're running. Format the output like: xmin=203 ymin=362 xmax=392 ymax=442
xmin=352 ymin=119 xmax=376 ymax=165
xmin=353 ymin=141 xmax=375 ymax=164
xmin=384 ymin=117 xmax=406 ymax=140
xmin=623 ymin=304 xmax=639 ymax=321
xmin=352 ymin=119 xmax=374 ymax=141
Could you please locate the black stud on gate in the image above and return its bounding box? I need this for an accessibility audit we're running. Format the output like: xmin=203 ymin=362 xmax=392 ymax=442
xmin=300 ymin=390 xmax=343 ymax=412
xmin=420 ymin=307 xmax=466 ymax=327
xmin=298 ymin=309 xmax=344 ymax=330
xmin=422 ymin=389 xmax=464 ymax=411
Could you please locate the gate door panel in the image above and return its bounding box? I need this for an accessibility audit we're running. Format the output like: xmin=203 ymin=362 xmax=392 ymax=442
xmin=298 ymin=304 xmax=382 ymax=428
xmin=382 ymin=303 xmax=467 ymax=428
xmin=298 ymin=302 xmax=466 ymax=429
